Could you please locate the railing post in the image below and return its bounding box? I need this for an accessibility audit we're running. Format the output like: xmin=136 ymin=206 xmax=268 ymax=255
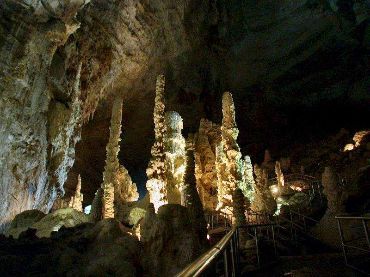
xmin=224 ymin=248 xmax=229 ymax=277
xmin=230 ymin=236 xmax=236 ymax=276
xmin=254 ymin=227 xmax=260 ymax=268
xmin=336 ymin=218 xmax=348 ymax=266
xmin=362 ymin=219 xmax=370 ymax=250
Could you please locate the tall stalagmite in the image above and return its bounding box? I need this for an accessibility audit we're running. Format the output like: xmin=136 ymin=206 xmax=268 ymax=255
xmin=194 ymin=119 xmax=221 ymax=210
xmin=90 ymin=188 xmax=103 ymax=223
xmin=183 ymin=136 xmax=207 ymax=242
xmin=101 ymin=98 xmax=123 ymax=219
xmin=71 ymin=174 xmax=83 ymax=212
xmin=251 ymin=164 xmax=276 ymax=215
xmin=164 ymin=111 xmax=186 ymax=204
xmin=216 ymin=92 xmax=244 ymax=216
xmin=243 ymin=155 xmax=256 ymax=201
xmin=322 ymin=167 xmax=346 ymax=214
xmin=146 ymin=75 xmax=168 ymax=211
xmin=233 ymin=188 xmax=246 ymax=227
xmin=275 ymin=161 xmax=285 ymax=194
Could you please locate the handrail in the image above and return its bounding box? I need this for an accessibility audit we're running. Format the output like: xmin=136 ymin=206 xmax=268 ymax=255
xmin=335 ymin=216 xmax=370 ymax=220
xmin=176 ymin=228 xmax=237 ymax=277
xmin=335 ymin=215 xmax=370 ymax=274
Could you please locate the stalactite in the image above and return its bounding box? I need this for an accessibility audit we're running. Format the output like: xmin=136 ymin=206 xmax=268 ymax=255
xmin=216 ymin=91 xmax=244 ymax=216
xmin=146 ymin=75 xmax=168 ymax=212
xmin=164 ymin=111 xmax=186 ymax=204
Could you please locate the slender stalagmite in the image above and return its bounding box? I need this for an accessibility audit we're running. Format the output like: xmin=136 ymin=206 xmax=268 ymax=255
xmin=101 ymin=97 xmax=123 ymax=218
xmin=146 ymin=75 xmax=168 ymax=211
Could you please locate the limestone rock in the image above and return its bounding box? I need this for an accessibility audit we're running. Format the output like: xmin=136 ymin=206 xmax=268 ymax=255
xmin=5 ymin=210 xmax=46 ymax=238
xmin=140 ymin=204 xmax=207 ymax=276
xmin=233 ymin=188 xmax=247 ymax=227
xmin=194 ymin=118 xmax=221 ymax=210
xmin=90 ymin=188 xmax=103 ymax=223
xmin=216 ymin=92 xmax=245 ymax=216
xmin=251 ymin=164 xmax=276 ymax=215
xmin=164 ymin=111 xmax=186 ymax=204
xmin=322 ymin=167 xmax=346 ymax=214
xmin=146 ymin=75 xmax=168 ymax=211
xmin=25 ymin=208 xmax=90 ymax=238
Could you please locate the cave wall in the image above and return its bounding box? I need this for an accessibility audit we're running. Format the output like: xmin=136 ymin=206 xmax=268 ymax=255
xmin=0 ymin=0 xmax=369 ymax=228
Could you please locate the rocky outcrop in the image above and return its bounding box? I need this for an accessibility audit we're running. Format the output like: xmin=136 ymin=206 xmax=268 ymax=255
xmin=140 ymin=204 xmax=207 ymax=276
xmin=0 ymin=0 xmax=87 ymax=231
xmin=0 ymin=219 xmax=141 ymax=276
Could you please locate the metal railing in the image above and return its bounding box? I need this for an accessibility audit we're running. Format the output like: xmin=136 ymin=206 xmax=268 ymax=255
xmin=176 ymin=227 xmax=240 ymax=277
xmin=205 ymin=211 xmax=233 ymax=230
xmin=268 ymin=174 xmax=323 ymax=201
xmin=242 ymin=223 xmax=278 ymax=268
xmin=336 ymin=216 xmax=370 ymax=275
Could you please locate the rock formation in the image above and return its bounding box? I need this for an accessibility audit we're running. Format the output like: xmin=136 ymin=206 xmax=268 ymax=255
xmin=101 ymin=97 xmax=123 ymax=218
xmin=146 ymin=75 xmax=168 ymax=212
xmin=164 ymin=111 xmax=186 ymax=204
xmin=251 ymin=164 xmax=276 ymax=215
xmin=115 ymin=166 xmax=139 ymax=203
xmin=322 ymin=167 xmax=346 ymax=215
xmin=182 ymin=136 xmax=207 ymax=241
xmin=194 ymin=119 xmax=221 ymax=210
xmin=216 ymin=92 xmax=245 ymax=216
xmin=90 ymin=188 xmax=103 ymax=223
xmin=0 ymin=0 xmax=87 ymax=229
xmin=140 ymin=204 xmax=206 ymax=276
xmin=233 ymin=188 xmax=247 ymax=227
xmin=275 ymin=161 xmax=285 ymax=195
xmin=243 ymin=155 xmax=256 ymax=201
xmin=70 ymin=175 xmax=84 ymax=212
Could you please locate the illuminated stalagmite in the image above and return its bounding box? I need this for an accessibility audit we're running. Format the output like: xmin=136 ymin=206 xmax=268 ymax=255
xmin=70 ymin=175 xmax=83 ymax=212
xmin=146 ymin=75 xmax=168 ymax=211
xmin=90 ymin=188 xmax=103 ymax=223
xmin=322 ymin=167 xmax=346 ymax=214
xmin=275 ymin=161 xmax=285 ymax=194
xmin=243 ymin=155 xmax=256 ymax=200
xmin=194 ymin=119 xmax=221 ymax=210
xmin=183 ymin=136 xmax=207 ymax=241
xmin=116 ymin=166 xmax=139 ymax=203
xmin=251 ymin=164 xmax=276 ymax=215
xmin=101 ymin=98 xmax=123 ymax=218
xmin=216 ymin=92 xmax=244 ymax=216
xmin=164 ymin=111 xmax=186 ymax=204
